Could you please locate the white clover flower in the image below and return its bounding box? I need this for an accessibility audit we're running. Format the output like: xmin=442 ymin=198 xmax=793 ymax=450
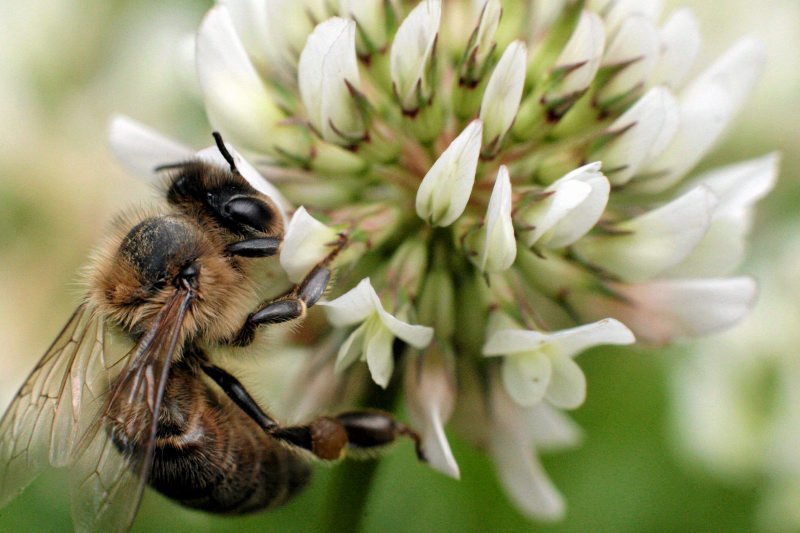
xmin=467 ymin=165 xmax=516 ymax=273
xmin=483 ymin=314 xmax=635 ymax=408
xmin=321 ymin=278 xmax=433 ymax=388
xmin=415 ymin=120 xmax=482 ymax=227
xmin=298 ymin=18 xmax=364 ymax=145
xmin=106 ymin=0 xmax=778 ymax=521
xmin=279 ymin=207 xmax=340 ymax=283
xmin=516 ymin=162 xmax=610 ymax=249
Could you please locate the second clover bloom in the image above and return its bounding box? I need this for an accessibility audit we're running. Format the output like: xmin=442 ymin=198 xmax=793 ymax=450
xmin=109 ymin=0 xmax=780 ymax=522
xmin=321 ymin=278 xmax=433 ymax=389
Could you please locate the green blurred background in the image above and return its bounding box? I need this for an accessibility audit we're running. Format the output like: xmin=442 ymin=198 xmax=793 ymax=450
xmin=0 ymin=1 xmax=798 ymax=531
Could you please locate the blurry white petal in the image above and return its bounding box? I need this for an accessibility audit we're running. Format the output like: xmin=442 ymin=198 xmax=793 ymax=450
xmin=405 ymin=350 xmax=460 ymax=479
xmin=390 ymin=0 xmax=442 ymax=111
xmin=298 ymin=18 xmax=364 ymax=144
xmin=365 ymin=321 xmax=395 ymax=388
xmin=502 ymin=354 xmax=552 ymax=407
xmin=638 ymin=38 xmax=767 ymax=192
xmin=484 ymin=329 xmax=548 ymax=356
xmin=469 ymin=0 xmax=503 ymax=70
xmin=108 ymin=115 xmax=193 ymax=180
xmin=222 ymin=0 xmax=273 ymax=73
xmin=526 ymin=403 xmax=583 ymax=451
xmin=549 ymin=318 xmax=635 ymax=356
xmin=335 ymin=323 xmax=367 ymax=372
xmin=196 ymin=6 xmax=284 ymax=154
xmin=280 ymin=207 xmax=338 ymax=283
xmin=480 ymin=41 xmax=527 ymax=149
xmin=597 ymin=87 xmax=679 ymax=185
xmin=340 ymin=0 xmax=390 ymax=53
xmin=489 ymin=386 xmax=566 ymax=520
xmin=416 ymin=120 xmax=483 ymax=227
xmin=586 ymin=277 xmax=758 ymax=344
xmin=376 ymin=305 xmax=434 ymax=349
xmin=544 ymin=353 xmax=586 ymax=409
xmin=551 ymin=11 xmax=605 ymax=98
xmin=573 ymin=186 xmax=718 ymax=282
xmin=321 ymin=278 xmax=378 ymax=326
xmin=599 ymin=15 xmax=660 ymax=100
xmin=669 ymin=154 xmax=779 ymax=277
xmin=475 ymin=166 xmax=517 ymax=272
xmin=650 ymin=8 xmax=701 ymax=89
xmin=602 ymin=0 xmax=663 ymax=36
xmin=692 ymin=153 xmax=780 ymax=215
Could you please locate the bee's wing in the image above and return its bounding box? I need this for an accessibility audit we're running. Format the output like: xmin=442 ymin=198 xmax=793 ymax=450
xmin=69 ymin=290 xmax=192 ymax=533
xmin=0 ymin=303 xmax=126 ymax=508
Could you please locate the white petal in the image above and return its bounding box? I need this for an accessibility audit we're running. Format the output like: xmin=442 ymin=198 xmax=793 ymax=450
xmin=376 ymin=306 xmax=434 ymax=349
xmin=597 ymin=87 xmax=679 ymax=185
xmin=599 ymin=15 xmax=660 ymax=101
xmin=279 ymin=207 xmax=338 ymax=283
xmin=480 ymin=41 xmax=527 ymax=149
xmin=298 ymin=18 xmax=363 ymax=144
xmin=364 ymin=321 xmax=395 ymax=388
xmin=668 ymin=154 xmax=779 ymax=277
xmin=222 ymin=0 xmax=273 ymax=73
xmin=416 ymin=120 xmax=483 ymax=227
xmin=549 ymin=318 xmax=636 ymax=357
xmin=469 ymin=0 xmax=502 ymax=69
xmin=690 ymin=153 xmax=780 ymax=216
xmin=334 ymin=324 xmax=367 ymax=373
xmin=196 ymin=6 xmax=284 ymax=154
xmin=602 ymin=0 xmax=663 ymax=36
xmin=637 ymin=38 xmax=767 ymax=192
xmin=543 ymin=163 xmax=610 ymax=248
xmin=340 ymin=0 xmax=389 ymax=53
xmin=573 ymin=186 xmax=718 ymax=282
xmin=390 ymin=0 xmax=442 ymax=111
xmin=650 ymin=8 xmax=701 ymax=89
xmin=194 ymin=143 xmax=290 ymax=221
xmin=108 ymin=115 xmax=193 ymax=180
xmin=544 ymin=353 xmax=586 ymax=409
xmin=484 ymin=329 xmax=548 ymax=356
xmin=502 ymin=354 xmax=552 ymax=407
xmin=477 ymin=166 xmax=517 ymax=272
xmin=404 ymin=351 xmax=460 ymax=479
xmin=489 ymin=388 xmax=566 ymax=520
xmin=519 ymin=180 xmax=592 ymax=247
xmin=321 ymin=278 xmax=378 ymax=326
xmin=551 ymin=10 xmax=606 ymax=98
xmin=597 ymin=277 xmax=758 ymax=344
xmin=525 ymin=403 xmax=583 ymax=451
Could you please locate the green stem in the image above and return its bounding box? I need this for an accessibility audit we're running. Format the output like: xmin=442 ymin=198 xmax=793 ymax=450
xmin=320 ymin=381 xmax=400 ymax=533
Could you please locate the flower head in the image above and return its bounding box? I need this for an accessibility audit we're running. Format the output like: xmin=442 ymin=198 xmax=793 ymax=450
xmin=113 ymin=0 xmax=776 ymax=521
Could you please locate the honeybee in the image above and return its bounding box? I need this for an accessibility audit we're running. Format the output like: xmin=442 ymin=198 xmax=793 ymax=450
xmin=0 ymin=133 xmax=425 ymax=532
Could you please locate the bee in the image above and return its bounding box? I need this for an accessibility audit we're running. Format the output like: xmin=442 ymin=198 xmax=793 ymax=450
xmin=0 ymin=133 xmax=425 ymax=532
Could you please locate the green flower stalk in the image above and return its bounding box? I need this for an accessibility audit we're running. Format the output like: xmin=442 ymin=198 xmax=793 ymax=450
xmin=110 ymin=0 xmax=777 ymax=520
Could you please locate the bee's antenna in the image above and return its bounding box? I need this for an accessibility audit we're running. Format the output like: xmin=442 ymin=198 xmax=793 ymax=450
xmin=212 ymin=131 xmax=239 ymax=174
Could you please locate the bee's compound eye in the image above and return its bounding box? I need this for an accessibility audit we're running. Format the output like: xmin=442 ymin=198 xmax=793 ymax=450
xmin=223 ymin=196 xmax=274 ymax=233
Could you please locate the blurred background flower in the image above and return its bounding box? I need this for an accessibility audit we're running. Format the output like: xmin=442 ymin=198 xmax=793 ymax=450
xmin=0 ymin=0 xmax=798 ymax=532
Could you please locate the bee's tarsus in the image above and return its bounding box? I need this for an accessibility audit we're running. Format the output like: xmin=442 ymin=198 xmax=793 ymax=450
xmin=250 ymin=299 xmax=305 ymax=326
xmin=226 ymin=237 xmax=282 ymax=258
xmin=297 ymin=266 xmax=330 ymax=308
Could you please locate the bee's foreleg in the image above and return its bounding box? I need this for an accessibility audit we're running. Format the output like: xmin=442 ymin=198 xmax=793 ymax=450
xmin=228 ymin=265 xmax=332 ymax=346
xmin=269 ymin=411 xmax=427 ymax=463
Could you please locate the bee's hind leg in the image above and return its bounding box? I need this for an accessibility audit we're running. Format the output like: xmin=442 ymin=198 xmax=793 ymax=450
xmin=270 ymin=411 xmax=427 ymax=463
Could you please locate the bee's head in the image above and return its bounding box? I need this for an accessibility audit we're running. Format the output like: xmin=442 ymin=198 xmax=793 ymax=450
xmin=163 ymin=136 xmax=283 ymax=241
